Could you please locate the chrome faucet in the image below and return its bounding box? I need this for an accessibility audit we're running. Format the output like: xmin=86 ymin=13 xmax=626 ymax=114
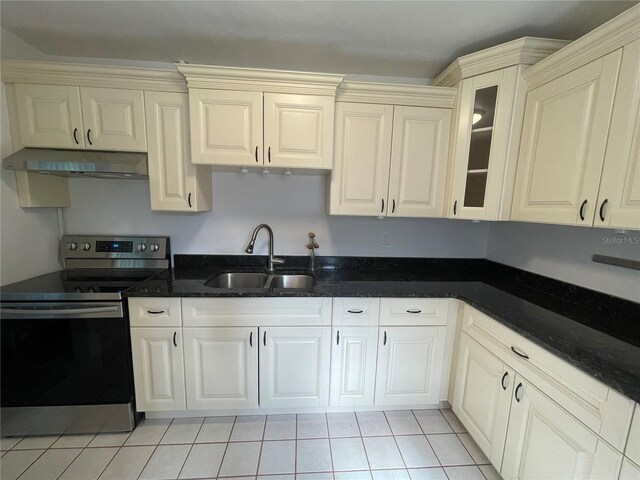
xmin=244 ymin=224 xmax=284 ymax=273
xmin=307 ymin=232 xmax=319 ymax=272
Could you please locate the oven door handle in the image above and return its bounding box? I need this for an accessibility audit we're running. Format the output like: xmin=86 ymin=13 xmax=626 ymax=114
xmin=0 ymin=305 xmax=122 ymax=317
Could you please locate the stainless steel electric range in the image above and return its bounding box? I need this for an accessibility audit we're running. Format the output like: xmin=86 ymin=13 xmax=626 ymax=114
xmin=0 ymin=235 xmax=170 ymax=436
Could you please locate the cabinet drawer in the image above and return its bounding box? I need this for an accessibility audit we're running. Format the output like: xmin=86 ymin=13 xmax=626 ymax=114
xmin=129 ymin=298 xmax=182 ymax=327
xmin=380 ymin=298 xmax=448 ymax=326
xmin=462 ymin=304 xmax=634 ymax=451
xmin=182 ymin=297 xmax=332 ymax=327
xmin=332 ymin=298 xmax=380 ymax=326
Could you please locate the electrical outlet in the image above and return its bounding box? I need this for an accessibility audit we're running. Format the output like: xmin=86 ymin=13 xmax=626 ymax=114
xmin=381 ymin=231 xmax=390 ymax=245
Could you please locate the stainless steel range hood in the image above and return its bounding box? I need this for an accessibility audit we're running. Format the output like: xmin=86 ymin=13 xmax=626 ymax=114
xmin=2 ymin=148 xmax=148 ymax=179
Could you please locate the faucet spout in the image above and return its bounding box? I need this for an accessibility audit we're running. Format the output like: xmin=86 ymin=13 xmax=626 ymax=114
xmin=244 ymin=224 xmax=284 ymax=273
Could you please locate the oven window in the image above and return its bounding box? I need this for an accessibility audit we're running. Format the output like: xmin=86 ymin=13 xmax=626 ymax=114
xmin=1 ymin=316 xmax=133 ymax=407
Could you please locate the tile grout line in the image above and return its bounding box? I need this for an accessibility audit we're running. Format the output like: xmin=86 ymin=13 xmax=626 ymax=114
xmin=353 ymin=412 xmax=374 ymax=476
xmin=410 ymin=409 xmax=443 ymax=469
xmin=176 ymin=417 xmax=206 ymax=479
xmin=294 ymin=414 xmax=298 ymax=476
xmin=134 ymin=418 xmax=174 ymax=480
xmin=12 ymin=448 xmax=48 ymax=480
xmin=383 ymin=411 xmax=410 ymax=477
xmin=323 ymin=413 xmax=336 ymax=479
xmin=254 ymin=416 xmax=268 ymax=477
xmin=54 ymin=443 xmax=88 ymax=480
xmin=216 ymin=415 xmax=237 ymax=479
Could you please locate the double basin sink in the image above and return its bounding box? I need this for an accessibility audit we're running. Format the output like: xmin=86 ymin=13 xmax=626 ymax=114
xmin=205 ymin=272 xmax=315 ymax=289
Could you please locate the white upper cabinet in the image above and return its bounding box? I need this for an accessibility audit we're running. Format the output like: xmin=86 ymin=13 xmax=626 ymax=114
xmin=188 ymin=89 xmax=263 ymax=166
xmin=388 ymin=106 xmax=450 ymax=217
xmin=80 ymin=87 xmax=147 ymax=151
xmin=145 ymin=91 xmax=212 ymax=212
xmin=177 ymin=64 xmax=344 ymax=171
xmin=511 ymin=51 xmax=622 ymax=226
xmin=263 ymin=93 xmax=334 ymax=169
xmin=595 ymin=39 xmax=640 ymax=230
xmin=15 ymin=84 xmax=85 ymax=149
xmin=329 ymin=83 xmax=455 ymax=218
xmin=511 ymin=7 xmax=640 ymax=228
xmin=431 ymin=38 xmax=568 ymax=221
xmin=15 ymin=83 xmax=147 ymax=152
xmin=329 ymin=102 xmax=394 ymax=216
xmin=447 ymin=68 xmax=523 ymax=220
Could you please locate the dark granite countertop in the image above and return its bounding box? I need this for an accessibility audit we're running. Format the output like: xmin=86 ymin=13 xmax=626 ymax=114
xmin=127 ymin=255 xmax=640 ymax=403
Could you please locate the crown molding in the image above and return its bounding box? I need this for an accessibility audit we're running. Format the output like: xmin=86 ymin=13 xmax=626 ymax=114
xmin=1 ymin=60 xmax=187 ymax=92
xmin=524 ymin=5 xmax=640 ymax=90
xmin=431 ymin=37 xmax=569 ymax=87
xmin=177 ymin=64 xmax=345 ymax=96
xmin=336 ymin=81 xmax=457 ymax=108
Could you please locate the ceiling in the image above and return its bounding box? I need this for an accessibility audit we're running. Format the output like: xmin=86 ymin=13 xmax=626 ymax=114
xmin=1 ymin=1 xmax=636 ymax=79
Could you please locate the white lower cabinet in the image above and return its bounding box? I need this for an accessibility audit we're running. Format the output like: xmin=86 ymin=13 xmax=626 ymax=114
xmin=183 ymin=327 xmax=258 ymax=410
xmin=329 ymin=326 xmax=378 ymax=407
xmin=259 ymin=326 xmax=331 ymax=408
xmin=130 ymin=327 xmax=186 ymax=412
xmin=501 ymin=375 xmax=622 ymax=480
xmin=452 ymin=333 xmax=512 ymax=467
xmin=374 ymin=326 xmax=446 ymax=405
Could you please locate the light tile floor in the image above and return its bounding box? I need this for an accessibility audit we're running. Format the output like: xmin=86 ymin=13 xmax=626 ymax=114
xmin=0 ymin=409 xmax=501 ymax=480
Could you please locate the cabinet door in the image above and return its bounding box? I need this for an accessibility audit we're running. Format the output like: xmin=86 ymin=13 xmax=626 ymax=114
xmin=512 ymin=50 xmax=622 ymax=225
xmin=501 ymin=376 xmax=622 ymax=480
xmin=145 ymin=91 xmax=212 ymax=212
xmin=595 ymin=39 xmax=640 ymax=230
xmin=183 ymin=327 xmax=258 ymax=410
xmin=387 ymin=106 xmax=450 ymax=218
xmin=329 ymin=102 xmax=394 ymax=216
xmin=188 ymin=89 xmax=262 ymax=166
xmin=264 ymin=93 xmax=334 ymax=169
xmin=452 ymin=333 xmax=513 ymax=468
xmin=130 ymin=328 xmax=186 ymax=412
xmin=329 ymin=326 xmax=378 ymax=407
xmin=374 ymin=326 xmax=446 ymax=406
xmin=15 ymin=84 xmax=85 ymax=148
xmin=80 ymin=87 xmax=146 ymax=151
xmin=449 ymin=67 xmax=522 ymax=220
xmin=259 ymin=326 xmax=331 ymax=408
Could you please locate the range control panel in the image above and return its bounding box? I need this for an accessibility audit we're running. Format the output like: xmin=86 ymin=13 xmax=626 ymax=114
xmin=61 ymin=235 xmax=170 ymax=268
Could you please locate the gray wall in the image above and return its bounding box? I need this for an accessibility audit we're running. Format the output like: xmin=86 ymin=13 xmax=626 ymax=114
xmin=487 ymin=221 xmax=640 ymax=302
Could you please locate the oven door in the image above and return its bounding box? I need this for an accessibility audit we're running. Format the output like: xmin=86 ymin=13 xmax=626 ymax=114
xmin=0 ymin=302 xmax=134 ymax=408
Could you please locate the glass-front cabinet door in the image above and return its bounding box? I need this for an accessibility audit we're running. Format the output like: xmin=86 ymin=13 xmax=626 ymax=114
xmin=448 ymin=66 xmax=525 ymax=220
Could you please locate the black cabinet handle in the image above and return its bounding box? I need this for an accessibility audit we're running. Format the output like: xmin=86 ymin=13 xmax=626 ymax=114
xmin=392 ymin=199 xmax=396 ymax=213
xmin=347 ymin=309 xmax=363 ymax=314
xmin=381 ymin=199 xmax=385 ymax=213
xmin=599 ymin=199 xmax=608 ymax=222
xmin=383 ymin=331 xmax=387 ymax=346
xmin=268 ymin=146 xmax=271 ymax=163
xmin=147 ymin=310 xmax=165 ymax=315
xmin=263 ymin=331 xmax=267 ymax=346
xmin=511 ymin=346 xmax=529 ymax=360
xmin=255 ymin=146 xmax=259 ymax=163
xmin=453 ymin=200 xmax=457 ymax=215
xmin=579 ymin=199 xmax=587 ymax=221
xmin=406 ymin=309 xmax=421 ymax=314
xmin=515 ymin=382 xmax=523 ymax=402
xmin=501 ymin=371 xmax=509 ymax=390
xmin=173 ymin=331 xmax=177 ymax=347
xmin=188 ymin=193 xmax=192 ymax=208
xmin=87 ymin=129 xmax=93 ymax=146
xmin=73 ymin=128 xmax=79 ymax=145
xmin=337 ymin=330 xmax=340 ymax=345
xmin=250 ymin=331 xmax=253 ymax=347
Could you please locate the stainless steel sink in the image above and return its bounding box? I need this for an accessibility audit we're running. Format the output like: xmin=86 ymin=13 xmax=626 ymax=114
xmin=267 ymin=274 xmax=315 ymax=289
xmin=204 ymin=272 xmax=314 ymax=289
xmin=204 ymin=272 xmax=268 ymax=288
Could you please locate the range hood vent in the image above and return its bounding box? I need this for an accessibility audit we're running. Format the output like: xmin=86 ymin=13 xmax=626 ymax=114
xmin=2 ymin=148 xmax=148 ymax=179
